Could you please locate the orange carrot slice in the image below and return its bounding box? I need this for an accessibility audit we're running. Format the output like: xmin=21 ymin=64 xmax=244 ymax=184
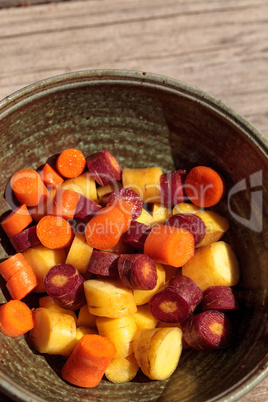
xmin=56 ymin=149 xmax=86 ymax=178
xmin=6 ymin=262 xmax=38 ymax=300
xmin=48 ymin=188 xmax=80 ymax=220
xmin=10 ymin=168 xmax=48 ymax=207
xmin=184 ymin=166 xmax=225 ymax=208
xmin=0 ymin=300 xmax=35 ymax=337
xmin=1 ymin=204 xmax=32 ymax=237
xmin=36 ymin=215 xmax=73 ymax=249
xmin=0 ymin=253 xmax=29 ymax=282
xmin=61 ymin=334 xmax=116 ymax=387
xmin=85 ymin=204 xmax=131 ymax=250
xmin=144 ymin=224 xmax=195 ymax=267
xmin=39 ymin=163 xmax=64 ymax=189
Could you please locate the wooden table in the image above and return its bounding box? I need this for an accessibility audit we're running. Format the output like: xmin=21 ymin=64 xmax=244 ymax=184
xmin=0 ymin=1 xmax=267 ymax=401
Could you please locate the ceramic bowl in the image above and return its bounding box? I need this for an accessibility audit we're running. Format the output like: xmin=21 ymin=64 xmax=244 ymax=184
xmin=0 ymin=70 xmax=267 ymax=401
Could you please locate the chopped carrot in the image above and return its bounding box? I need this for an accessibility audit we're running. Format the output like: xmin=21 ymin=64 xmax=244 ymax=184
xmin=61 ymin=334 xmax=116 ymax=387
xmin=39 ymin=163 xmax=64 ymax=189
xmin=10 ymin=168 xmax=48 ymax=207
xmin=144 ymin=224 xmax=195 ymax=267
xmin=48 ymin=188 xmax=80 ymax=220
xmin=28 ymin=188 xmax=55 ymax=222
xmin=184 ymin=166 xmax=225 ymax=208
xmin=0 ymin=253 xmax=29 ymax=282
xmin=56 ymin=149 xmax=86 ymax=178
xmin=1 ymin=204 xmax=33 ymax=237
xmin=85 ymin=203 xmax=131 ymax=250
xmin=36 ymin=215 xmax=73 ymax=249
xmin=6 ymin=262 xmax=38 ymax=300
xmin=0 ymin=300 xmax=35 ymax=338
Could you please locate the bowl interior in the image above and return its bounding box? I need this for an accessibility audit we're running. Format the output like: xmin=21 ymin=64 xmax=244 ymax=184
xmin=0 ymin=71 xmax=267 ymax=402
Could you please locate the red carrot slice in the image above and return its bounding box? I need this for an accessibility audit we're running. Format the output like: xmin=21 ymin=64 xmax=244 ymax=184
xmin=107 ymin=188 xmax=143 ymax=220
xmin=181 ymin=310 xmax=233 ymax=350
xmin=0 ymin=253 xmax=29 ymax=282
xmin=164 ymin=213 xmax=206 ymax=246
xmin=74 ymin=195 xmax=101 ymax=222
xmin=39 ymin=163 xmax=64 ymax=188
xmin=117 ymin=254 xmax=157 ymax=290
xmin=122 ymin=220 xmax=152 ymax=250
xmin=48 ymin=188 xmax=80 ymax=220
xmin=160 ymin=169 xmax=187 ymax=208
xmin=185 ymin=166 xmax=225 ymax=207
xmin=61 ymin=334 xmax=117 ymax=387
xmin=144 ymin=224 xmax=195 ymax=267
xmin=10 ymin=168 xmax=48 ymax=207
xmin=56 ymin=149 xmax=86 ymax=178
xmin=149 ymin=276 xmax=203 ymax=322
xmin=85 ymin=204 xmax=131 ymax=250
xmin=86 ymin=250 xmax=120 ymax=278
xmin=44 ymin=264 xmax=86 ymax=310
xmin=1 ymin=204 xmax=33 ymax=238
xmin=0 ymin=300 xmax=35 ymax=338
xmin=10 ymin=225 xmax=40 ymax=253
xmin=6 ymin=262 xmax=38 ymax=300
xmin=200 ymin=286 xmax=239 ymax=313
xmin=86 ymin=150 xmax=122 ymax=187
xmin=36 ymin=215 xmax=73 ymax=249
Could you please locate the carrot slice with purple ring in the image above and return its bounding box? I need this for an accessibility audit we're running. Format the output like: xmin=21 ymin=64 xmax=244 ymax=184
xmin=149 ymin=276 xmax=203 ymax=323
xmin=164 ymin=213 xmax=206 ymax=246
xmin=86 ymin=250 xmax=120 ymax=279
xmin=44 ymin=263 xmax=86 ymax=310
xmin=117 ymin=254 xmax=157 ymax=290
xmin=86 ymin=150 xmax=122 ymax=187
xmin=181 ymin=310 xmax=233 ymax=350
xmin=122 ymin=220 xmax=152 ymax=250
xmin=200 ymin=286 xmax=239 ymax=313
xmin=107 ymin=188 xmax=143 ymax=220
xmin=10 ymin=225 xmax=40 ymax=253
xmin=160 ymin=169 xmax=187 ymax=208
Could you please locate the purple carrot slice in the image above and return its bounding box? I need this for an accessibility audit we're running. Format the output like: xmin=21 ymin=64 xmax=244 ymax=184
xmin=200 ymin=286 xmax=239 ymax=313
xmin=160 ymin=169 xmax=187 ymax=208
xmin=10 ymin=225 xmax=40 ymax=252
xmin=117 ymin=253 xmax=157 ymax=290
xmin=149 ymin=275 xmax=203 ymax=323
xmin=86 ymin=250 xmax=120 ymax=278
xmin=164 ymin=213 xmax=206 ymax=245
xmin=75 ymin=195 xmax=101 ymax=222
xmin=122 ymin=220 xmax=152 ymax=250
xmin=86 ymin=150 xmax=122 ymax=187
xmin=107 ymin=188 xmax=143 ymax=220
xmin=44 ymin=263 xmax=86 ymax=310
xmin=181 ymin=310 xmax=233 ymax=350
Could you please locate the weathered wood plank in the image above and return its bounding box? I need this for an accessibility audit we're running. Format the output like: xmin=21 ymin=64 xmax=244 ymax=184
xmin=0 ymin=0 xmax=86 ymax=9
xmin=0 ymin=0 xmax=267 ymax=137
xmin=0 ymin=1 xmax=267 ymax=400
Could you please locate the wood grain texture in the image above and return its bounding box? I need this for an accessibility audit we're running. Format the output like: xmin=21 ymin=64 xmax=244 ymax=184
xmin=0 ymin=0 xmax=267 ymax=401
xmin=0 ymin=0 xmax=267 ymax=137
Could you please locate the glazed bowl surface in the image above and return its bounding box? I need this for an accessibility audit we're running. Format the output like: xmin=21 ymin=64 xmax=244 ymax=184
xmin=0 ymin=70 xmax=267 ymax=402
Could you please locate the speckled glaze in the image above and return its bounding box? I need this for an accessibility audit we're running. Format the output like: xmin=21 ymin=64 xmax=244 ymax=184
xmin=0 ymin=70 xmax=267 ymax=402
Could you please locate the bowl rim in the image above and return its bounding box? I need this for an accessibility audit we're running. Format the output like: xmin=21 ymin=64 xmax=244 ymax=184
xmin=0 ymin=69 xmax=267 ymax=402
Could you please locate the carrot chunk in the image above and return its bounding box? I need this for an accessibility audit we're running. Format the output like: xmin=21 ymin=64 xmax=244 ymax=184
xmin=39 ymin=163 xmax=64 ymax=189
xmin=56 ymin=149 xmax=86 ymax=178
xmin=36 ymin=215 xmax=73 ymax=249
xmin=6 ymin=262 xmax=38 ymax=300
xmin=0 ymin=253 xmax=30 ymax=282
xmin=48 ymin=188 xmax=80 ymax=220
xmin=0 ymin=300 xmax=35 ymax=338
xmin=86 ymin=149 xmax=122 ymax=187
xmin=61 ymin=334 xmax=117 ymax=387
xmin=85 ymin=204 xmax=131 ymax=250
xmin=1 ymin=204 xmax=33 ymax=237
xmin=10 ymin=168 xmax=48 ymax=207
xmin=144 ymin=224 xmax=195 ymax=267
xmin=184 ymin=166 xmax=225 ymax=208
